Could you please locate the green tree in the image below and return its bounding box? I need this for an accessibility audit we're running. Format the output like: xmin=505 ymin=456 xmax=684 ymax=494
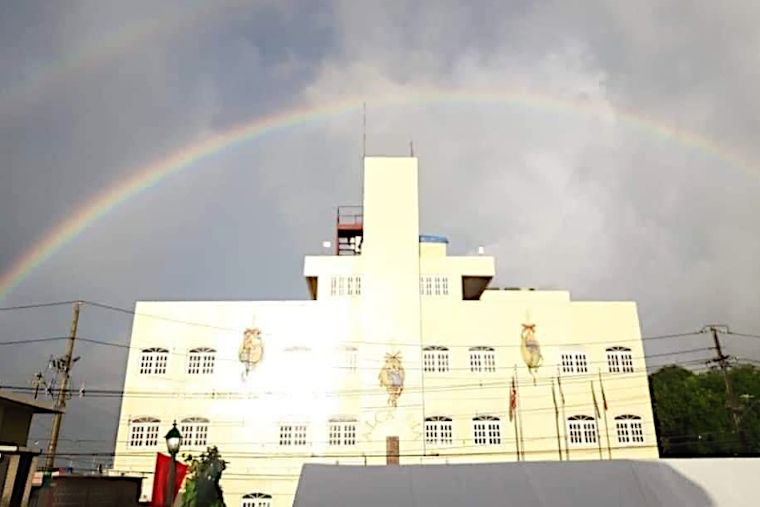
xmin=650 ymin=364 xmax=760 ymax=457
xmin=181 ymin=447 xmax=228 ymax=507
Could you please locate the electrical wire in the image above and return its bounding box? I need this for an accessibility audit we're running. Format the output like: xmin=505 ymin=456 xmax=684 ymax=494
xmin=0 ymin=336 xmax=69 ymax=346
xmin=0 ymin=301 xmax=80 ymax=311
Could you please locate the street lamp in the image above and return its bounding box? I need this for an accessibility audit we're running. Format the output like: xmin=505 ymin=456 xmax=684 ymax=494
xmin=164 ymin=422 xmax=182 ymax=507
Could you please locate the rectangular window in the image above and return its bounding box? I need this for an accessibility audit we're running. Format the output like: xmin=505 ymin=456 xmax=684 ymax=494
xmin=616 ymin=419 xmax=645 ymax=444
xmin=128 ymin=425 xmax=145 ymax=447
xmin=187 ymin=354 xmax=201 ymax=375
xmin=139 ymin=354 xmax=153 ymax=375
xmin=154 ymin=353 xmax=168 ymax=375
xmin=560 ymin=352 xmax=588 ymax=374
xmin=139 ymin=349 xmax=169 ymax=375
xmin=187 ymin=350 xmax=215 ymax=375
xmin=330 ymin=276 xmax=362 ymax=297
xmin=328 ymin=421 xmax=357 ymax=446
xmin=568 ymin=419 xmax=598 ymax=446
xmin=470 ymin=348 xmax=496 ymax=373
xmin=420 ymin=276 xmax=449 ymax=296
xmin=242 ymin=498 xmax=271 ymax=507
xmin=425 ymin=420 xmax=453 ymax=445
xmin=607 ymin=349 xmax=635 ymax=373
xmin=423 ymin=348 xmax=450 ymax=373
xmin=473 ymin=419 xmax=501 ymax=445
xmin=180 ymin=422 xmax=209 ymax=447
xmin=280 ymin=424 xmax=308 ymax=446
xmin=129 ymin=421 xmax=160 ymax=447
xmin=342 ymin=347 xmax=358 ymax=373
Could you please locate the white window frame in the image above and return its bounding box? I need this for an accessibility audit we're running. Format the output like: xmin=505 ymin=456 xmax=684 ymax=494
xmin=567 ymin=415 xmax=598 ymax=446
xmin=560 ymin=352 xmax=589 ymax=374
xmin=420 ymin=275 xmax=449 ymax=296
xmin=339 ymin=346 xmax=358 ymax=373
xmin=129 ymin=417 xmax=160 ymax=447
xmin=279 ymin=423 xmax=308 ymax=446
xmin=139 ymin=348 xmax=169 ymax=375
xmin=180 ymin=417 xmax=209 ymax=447
xmin=328 ymin=418 xmax=357 ymax=446
xmin=425 ymin=416 xmax=453 ymax=445
xmin=330 ymin=276 xmax=362 ymax=297
xmin=607 ymin=347 xmax=634 ymax=373
xmin=473 ymin=416 xmax=501 ymax=445
xmin=469 ymin=347 xmax=496 ymax=373
xmin=187 ymin=347 xmax=216 ymax=375
xmin=615 ymin=415 xmax=645 ymax=445
xmin=241 ymin=493 xmax=272 ymax=507
xmin=423 ymin=346 xmax=450 ymax=373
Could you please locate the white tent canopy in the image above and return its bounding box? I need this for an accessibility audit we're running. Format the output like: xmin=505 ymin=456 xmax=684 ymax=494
xmin=294 ymin=459 xmax=758 ymax=507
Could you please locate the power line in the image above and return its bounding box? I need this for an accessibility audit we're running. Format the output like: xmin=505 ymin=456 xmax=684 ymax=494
xmin=0 ymin=300 xmax=81 ymax=311
xmin=81 ymin=300 xmax=706 ymax=348
xmin=0 ymin=357 xmax=717 ymax=402
xmin=0 ymin=336 xmax=69 ymax=346
xmin=727 ymin=331 xmax=760 ymax=340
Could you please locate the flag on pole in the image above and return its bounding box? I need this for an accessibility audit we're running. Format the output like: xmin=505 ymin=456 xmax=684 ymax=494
xmin=509 ymin=375 xmax=517 ymax=422
xmin=149 ymin=453 xmax=188 ymax=507
xmin=556 ymin=367 xmax=565 ymax=405
xmin=591 ymin=381 xmax=601 ymax=419
xmin=599 ymin=371 xmax=608 ymax=411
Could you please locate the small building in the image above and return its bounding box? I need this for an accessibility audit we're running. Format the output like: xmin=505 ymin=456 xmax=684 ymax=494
xmin=28 ymin=474 xmax=143 ymax=507
xmin=0 ymin=391 xmax=62 ymax=507
xmin=293 ymin=460 xmax=760 ymax=507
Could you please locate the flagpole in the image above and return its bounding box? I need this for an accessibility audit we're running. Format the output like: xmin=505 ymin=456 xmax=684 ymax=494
xmin=515 ymin=365 xmax=525 ymax=461
xmin=511 ymin=371 xmax=520 ymax=461
xmin=557 ymin=367 xmax=569 ymax=460
xmin=551 ymin=379 xmax=563 ymax=460
xmin=599 ymin=370 xmax=612 ymax=459
xmin=591 ymin=381 xmax=603 ymax=460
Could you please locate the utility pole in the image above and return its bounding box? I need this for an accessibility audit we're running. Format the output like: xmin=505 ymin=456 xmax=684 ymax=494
xmin=702 ymin=325 xmax=741 ymax=441
xmin=45 ymin=302 xmax=82 ymax=470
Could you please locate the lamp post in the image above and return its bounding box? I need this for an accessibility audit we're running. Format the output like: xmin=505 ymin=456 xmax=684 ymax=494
xmin=165 ymin=422 xmax=182 ymax=507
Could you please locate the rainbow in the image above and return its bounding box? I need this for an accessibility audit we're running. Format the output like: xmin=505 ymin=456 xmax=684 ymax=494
xmin=1 ymin=90 xmax=757 ymax=300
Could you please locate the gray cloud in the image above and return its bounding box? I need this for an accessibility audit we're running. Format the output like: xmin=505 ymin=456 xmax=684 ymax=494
xmin=1 ymin=0 xmax=759 ymax=465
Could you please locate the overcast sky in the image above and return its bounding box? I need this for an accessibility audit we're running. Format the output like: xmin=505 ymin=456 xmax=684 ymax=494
xmin=1 ymin=0 xmax=759 ymax=468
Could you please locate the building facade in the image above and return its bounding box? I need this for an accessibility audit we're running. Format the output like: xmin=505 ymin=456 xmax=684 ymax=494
xmin=113 ymin=157 xmax=658 ymax=506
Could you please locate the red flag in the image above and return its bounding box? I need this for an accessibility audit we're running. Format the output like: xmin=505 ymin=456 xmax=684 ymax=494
xmin=150 ymin=453 xmax=188 ymax=507
xmin=509 ymin=376 xmax=517 ymax=422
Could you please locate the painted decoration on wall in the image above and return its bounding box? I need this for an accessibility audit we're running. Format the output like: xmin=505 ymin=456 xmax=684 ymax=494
xmin=520 ymin=320 xmax=543 ymax=384
xmin=239 ymin=326 xmax=264 ymax=379
xmin=378 ymin=352 xmax=405 ymax=408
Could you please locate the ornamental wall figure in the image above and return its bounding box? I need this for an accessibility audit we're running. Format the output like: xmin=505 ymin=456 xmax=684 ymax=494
xmin=378 ymin=352 xmax=405 ymax=408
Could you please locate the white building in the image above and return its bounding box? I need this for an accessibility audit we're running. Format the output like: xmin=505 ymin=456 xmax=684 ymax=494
xmin=113 ymin=157 xmax=658 ymax=506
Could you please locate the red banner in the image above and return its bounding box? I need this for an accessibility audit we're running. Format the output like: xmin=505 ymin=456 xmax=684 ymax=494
xmin=150 ymin=453 xmax=188 ymax=507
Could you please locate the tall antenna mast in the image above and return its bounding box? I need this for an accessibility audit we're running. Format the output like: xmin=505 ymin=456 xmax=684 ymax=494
xmin=362 ymin=102 xmax=367 ymax=157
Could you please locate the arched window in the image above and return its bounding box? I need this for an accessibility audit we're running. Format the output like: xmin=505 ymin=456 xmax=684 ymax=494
xmin=606 ymin=346 xmax=634 ymax=373
xmin=469 ymin=346 xmax=496 ymax=373
xmin=139 ymin=348 xmax=168 ymax=375
xmin=241 ymin=493 xmax=272 ymax=507
xmin=129 ymin=417 xmax=160 ymax=447
xmin=615 ymin=414 xmax=644 ymax=444
xmin=425 ymin=416 xmax=453 ymax=445
xmin=423 ymin=346 xmax=450 ymax=372
xmin=473 ymin=415 xmax=500 ymax=445
xmin=187 ymin=347 xmax=216 ymax=375
xmin=180 ymin=417 xmax=209 ymax=447
xmin=338 ymin=346 xmax=358 ymax=372
xmin=567 ymin=415 xmax=597 ymax=446
xmin=328 ymin=417 xmax=357 ymax=446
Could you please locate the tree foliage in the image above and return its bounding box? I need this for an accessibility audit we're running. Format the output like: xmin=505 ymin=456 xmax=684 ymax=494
xmin=181 ymin=446 xmax=228 ymax=507
xmin=650 ymin=364 xmax=760 ymax=457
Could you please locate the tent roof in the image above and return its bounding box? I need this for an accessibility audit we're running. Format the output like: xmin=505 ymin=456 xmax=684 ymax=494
xmin=294 ymin=459 xmax=759 ymax=507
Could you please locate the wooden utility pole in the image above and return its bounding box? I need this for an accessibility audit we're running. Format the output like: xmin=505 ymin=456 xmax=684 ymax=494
xmin=45 ymin=302 xmax=81 ymax=470
xmin=703 ymin=325 xmax=744 ymax=449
